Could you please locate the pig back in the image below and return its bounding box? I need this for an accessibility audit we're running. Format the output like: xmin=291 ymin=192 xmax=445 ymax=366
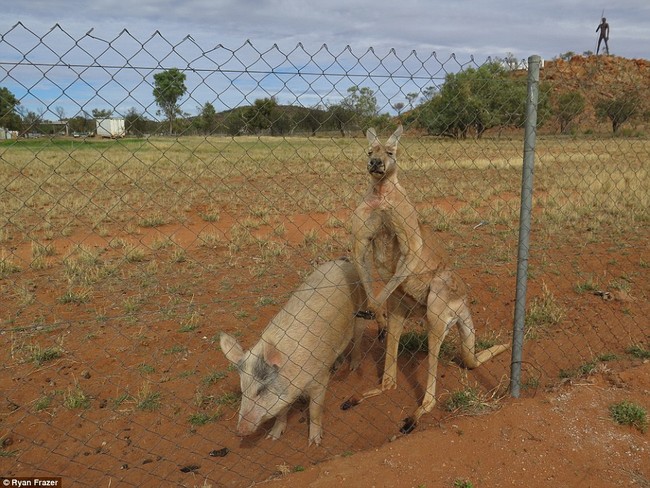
xmin=261 ymin=259 xmax=361 ymax=384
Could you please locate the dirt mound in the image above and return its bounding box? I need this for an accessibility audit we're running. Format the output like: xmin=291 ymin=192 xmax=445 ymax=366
xmin=270 ymin=361 xmax=650 ymax=488
xmin=541 ymin=55 xmax=650 ymax=129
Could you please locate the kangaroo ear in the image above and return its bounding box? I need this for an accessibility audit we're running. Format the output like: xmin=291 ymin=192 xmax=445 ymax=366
xmin=220 ymin=332 xmax=244 ymax=364
xmin=366 ymin=128 xmax=379 ymax=147
xmin=263 ymin=340 xmax=284 ymax=369
xmin=386 ymin=125 xmax=403 ymax=150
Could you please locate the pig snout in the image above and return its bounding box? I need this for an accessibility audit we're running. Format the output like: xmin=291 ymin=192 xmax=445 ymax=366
xmin=236 ymin=405 xmax=264 ymax=436
xmin=236 ymin=417 xmax=257 ymax=437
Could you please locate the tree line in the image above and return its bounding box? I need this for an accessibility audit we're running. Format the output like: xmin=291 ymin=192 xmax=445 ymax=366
xmin=1 ymin=61 xmax=643 ymax=138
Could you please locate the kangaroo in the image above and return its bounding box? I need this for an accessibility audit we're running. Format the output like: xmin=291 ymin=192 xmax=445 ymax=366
xmin=351 ymin=125 xmax=509 ymax=432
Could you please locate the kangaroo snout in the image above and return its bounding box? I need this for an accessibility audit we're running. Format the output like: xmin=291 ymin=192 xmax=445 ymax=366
xmin=368 ymin=158 xmax=384 ymax=174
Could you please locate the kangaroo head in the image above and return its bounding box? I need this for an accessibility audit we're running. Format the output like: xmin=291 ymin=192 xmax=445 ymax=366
xmin=366 ymin=125 xmax=403 ymax=180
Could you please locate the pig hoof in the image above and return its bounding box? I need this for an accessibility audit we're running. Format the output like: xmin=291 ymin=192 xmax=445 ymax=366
xmin=340 ymin=397 xmax=360 ymax=410
xmin=400 ymin=417 xmax=417 ymax=434
xmin=330 ymin=354 xmax=345 ymax=373
xmin=266 ymin=430 xmax=284 ymax=441
xmin=266 ymin=426 xmax=286 ymax=441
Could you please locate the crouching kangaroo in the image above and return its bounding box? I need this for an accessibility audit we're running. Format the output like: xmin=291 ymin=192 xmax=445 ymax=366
xmin=220 ymin=258 xmax=366 ymax=446
xmin=351 ymin=125 xmax=509 ymax=432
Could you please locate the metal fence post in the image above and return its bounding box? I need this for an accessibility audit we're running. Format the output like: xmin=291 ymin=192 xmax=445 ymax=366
xmin=510 ymin=54 xmax=541 ymax=398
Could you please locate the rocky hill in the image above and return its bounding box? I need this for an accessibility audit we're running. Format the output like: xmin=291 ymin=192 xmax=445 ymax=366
xmin=540 ymin=55 xmax=650 ymax=133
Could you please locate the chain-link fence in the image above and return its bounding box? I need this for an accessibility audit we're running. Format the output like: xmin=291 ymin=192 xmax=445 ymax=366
xmin=1 ymin=24 xmax=648 ymax=486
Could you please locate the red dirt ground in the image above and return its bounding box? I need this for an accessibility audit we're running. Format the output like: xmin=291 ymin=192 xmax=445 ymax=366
xmin=270 ymin=361 xmax=650 ymax=488
xmin=1 ymin=207 xmax=648 ymax=487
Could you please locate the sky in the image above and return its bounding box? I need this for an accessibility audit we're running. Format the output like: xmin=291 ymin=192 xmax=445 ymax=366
xmin=1 ymin=0 xmax=649 ymax=121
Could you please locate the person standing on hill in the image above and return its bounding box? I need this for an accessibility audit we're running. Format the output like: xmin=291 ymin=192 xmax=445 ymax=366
xmin=596 ymin=17 xmax=610 ymax=55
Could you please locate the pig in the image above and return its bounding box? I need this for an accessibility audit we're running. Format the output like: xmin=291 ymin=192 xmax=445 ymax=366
xmin=219 ymin=258 xmax=367 ymax=446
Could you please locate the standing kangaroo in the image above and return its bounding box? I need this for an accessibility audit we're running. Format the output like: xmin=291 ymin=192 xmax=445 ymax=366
xmin=351 ymin=125 xmax=509 ymax=432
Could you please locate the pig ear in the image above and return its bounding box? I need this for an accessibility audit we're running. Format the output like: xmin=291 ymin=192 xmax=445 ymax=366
xmin=220 ymin=333 xmax=244 ymax=364
xmin=263 ymin=341 xmax=284 ymax=369
xmin=366 ymin=128 xmax=379 ymax=147
xmin=386 ymin=125 xmax=403 ymax=150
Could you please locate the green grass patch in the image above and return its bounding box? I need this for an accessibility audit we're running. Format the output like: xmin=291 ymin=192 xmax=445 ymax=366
xmin=443 ymin=387 xmax=497 ymax=415
xmin=202 ymin=370 xmax=228 ymax=385
xmin=454 ymin=480 xmax=474 ymax=488
xmin=626 ymin=344 xmax=650 ymax=359
xmin=609 ymin=401 xmax=648 ymax=433
xmin=34 ymin=395 xmax=52 ymax=412
xmin=188 ymin=411 xmax=221 ymax=426
xmin=29 ymin=345 xmax=63 ymax=365
xmin=525 ymin=283 xmax=565 ymax=337
xmin=64 ymin=386 xmax=91 ymax=409
xmin=138 ymin=363 xmax=155 ymax=374
xmin=136 ymin=384 xmax=161 ymax=411
xmin=215 ymin=392 xmax=240 ymax=408
xmin=574 ymin=277 xmax=599 ymax=293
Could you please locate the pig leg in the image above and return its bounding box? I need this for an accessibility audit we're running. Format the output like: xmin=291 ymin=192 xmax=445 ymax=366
xmin=266 ymin=407 xmax=289 ymax=441
xmin=307 ymin=380 xmax=328 ymax=446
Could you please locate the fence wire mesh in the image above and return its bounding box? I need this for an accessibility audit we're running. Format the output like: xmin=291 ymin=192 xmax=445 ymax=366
xmin=1 ymin=24 xmax=648 ymax=487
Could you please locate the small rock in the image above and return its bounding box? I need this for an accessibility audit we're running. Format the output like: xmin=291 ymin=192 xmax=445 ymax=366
xmin=209 ymin=448 xmax=229 ymax=457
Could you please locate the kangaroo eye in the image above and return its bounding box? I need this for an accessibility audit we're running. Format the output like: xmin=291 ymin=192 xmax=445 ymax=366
xmin=367 ymin=151 xmax=373 ymax=156
xmin=256 ymin=385 xmax=268 ymax=396
xmin=386 ymin=151 xmax=394 ymax=157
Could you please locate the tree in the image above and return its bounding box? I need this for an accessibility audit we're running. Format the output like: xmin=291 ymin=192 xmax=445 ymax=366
xmin=55 ymin=106 xmax=68 ymax=135
xmin=153 ymin=68 xmax=187 ymax=135
xmin=595 ymin=95 xmax=638 ymax=133
xmin=124 ymin=107 xmax=151 ymax=136
xmin=406 ymin=93 xmax=419 ymax=110
xmin=413 ymin=61 xmax=548 ymax=139
xmin=555 ymin=91 xmax=585 ymax=133
xmin=326 ymin=104 xmax=356 ymax=137
xmin=54 ymin=106 xmax=66 ymax=121
xmin=244 ymin=97 xmax=278 ymax=134
xmin=0 ymin=86 xmax=21 ymax=130
xmin=341 ymin=86 xmax=378 ymax=119
xmin=21 ymin=108 xmax=45 ymax=133
xmin=198 ymin=102 xmax=218 ymax=135
xmin=392 ymin=102 xmax=405 ymax=116
xmin=302 ymin=108 xmax=326 ymax=137
xmin=68 ymin=110 xmax=94 ymax=134
xmin=224 ymin=111 xmax=247 ymax=136
xmin=557 ymin=51 xmax=577 ymax=62
xmin=91 ymin=108 xmax=113 ymax=119
xmin=501 ymin=52 xmax=520 ymax=70
xmin=421 ymin=86 xmax=437 ymax=102
xmin=327 ymin=86 xmax=379 ymax=134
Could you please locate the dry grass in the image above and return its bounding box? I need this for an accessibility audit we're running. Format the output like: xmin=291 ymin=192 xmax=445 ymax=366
xmin=0 ymin=134 xmax=647 ymax=338
xmin=2 ymin=136 xmax=647 ymax=239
